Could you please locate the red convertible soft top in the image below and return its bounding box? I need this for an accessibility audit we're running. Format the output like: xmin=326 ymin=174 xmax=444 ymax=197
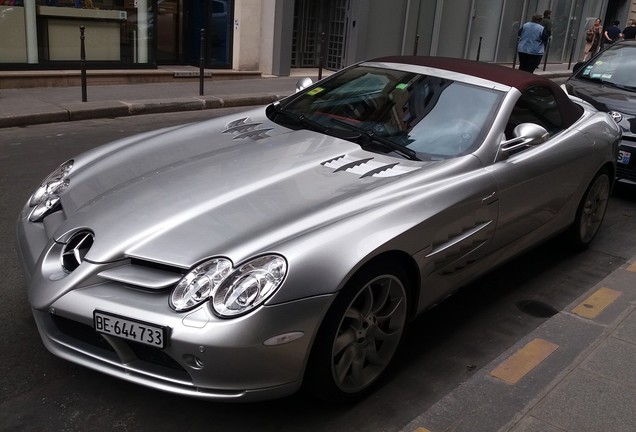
xmin=371 ymin=56 xmax=583 ymax=128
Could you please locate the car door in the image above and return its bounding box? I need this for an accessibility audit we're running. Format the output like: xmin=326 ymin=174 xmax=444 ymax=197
xmin=487 ymin=85 xmax=591 ymax=252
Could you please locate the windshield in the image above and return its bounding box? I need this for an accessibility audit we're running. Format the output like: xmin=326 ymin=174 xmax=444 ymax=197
xmin=577 ymin=44 xmax=636 ymax=89
xmin=269 ymin=65 xmax=503 ymax=160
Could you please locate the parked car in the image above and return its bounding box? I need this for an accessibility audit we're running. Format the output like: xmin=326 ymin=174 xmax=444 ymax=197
xmin=17 ymin=56 xmax=620 ymax=402
xmin=564 ymin=40 xmax=636 ymax=182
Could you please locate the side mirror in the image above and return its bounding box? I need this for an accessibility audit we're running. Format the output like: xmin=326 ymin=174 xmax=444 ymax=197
xmin=501 ymin=123 xmax=549 ymax=153
xmin=295 ymin=77 xmax=313 ymax=93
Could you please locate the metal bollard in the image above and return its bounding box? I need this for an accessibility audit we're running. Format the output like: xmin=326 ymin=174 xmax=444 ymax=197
xmin=80 ymin=26 xmax=87 ymax=102
xmin=413 ymin=34 xmax=420 ymax=56
xmin=542 ymin=38 xmax=551 ymax=71
xmin=476 ymin=36 xmax=483 ymax=61
xmin=199 ymin=29 xmax=205 ymax=96
xmin=568 ymin=37 xmax=576 ymax=69
xmin=318 ymin=32 xmax=325 ymax=80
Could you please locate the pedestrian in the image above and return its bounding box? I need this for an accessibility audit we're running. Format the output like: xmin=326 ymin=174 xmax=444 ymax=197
xmin=604 ymin=20 xmax=622 ymax=44
xmin=622 ymin=19 xmax=636 ymax=40
xmin=583 ymin=18 xmax=602 ymax=61
xmin=541 ymin=10 xmax=553 ymax=38
xmin=517 ymin=14 xmax=548 ymax=73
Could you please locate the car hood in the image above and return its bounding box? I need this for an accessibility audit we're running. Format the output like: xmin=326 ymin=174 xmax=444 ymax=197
xmin=566 ymin=77 xmax=636 ymax=114
xmin=54 ymin=108 xmax=459 ymax=268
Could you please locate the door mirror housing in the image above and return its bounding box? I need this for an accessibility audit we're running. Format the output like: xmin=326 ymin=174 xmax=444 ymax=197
xmin=295 ymin=77 xmax=314 ymax=93
xmin=500 ymin=123 xmax=549 ymax=154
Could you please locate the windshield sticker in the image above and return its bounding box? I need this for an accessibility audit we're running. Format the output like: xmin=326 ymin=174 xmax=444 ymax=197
xmin=396 ymin=83 xmax=409 ymax=90
xmin=307 ymin=87 xmax=325 ymax=96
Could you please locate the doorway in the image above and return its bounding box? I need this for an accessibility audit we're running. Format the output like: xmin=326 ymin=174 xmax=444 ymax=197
xmin=185 ymin=0 xmax=234 ymax=68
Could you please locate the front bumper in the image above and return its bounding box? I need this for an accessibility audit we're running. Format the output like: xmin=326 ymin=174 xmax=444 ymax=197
xmin=617 ymin=138 xmax=636 ymax=183
xmin=16 ymin=205 xmax=335 ymax=402
xmin=30 ymin=287 xmax=333 ymax=401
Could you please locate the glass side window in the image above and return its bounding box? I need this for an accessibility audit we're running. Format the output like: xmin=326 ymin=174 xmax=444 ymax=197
xmin=506 ymin=86 xmax=563 ymax=139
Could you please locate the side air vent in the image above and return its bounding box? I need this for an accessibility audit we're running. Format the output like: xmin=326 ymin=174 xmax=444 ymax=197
xmin=322 ymin=154 xmax=420 ymax=178
xmin=222 ymin=117 xmax=273 ymax=140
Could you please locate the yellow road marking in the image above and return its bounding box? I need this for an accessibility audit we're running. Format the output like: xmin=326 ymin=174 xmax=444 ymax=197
xmin=415 ymin=428 xmax=432 ymax=432
xmin=627 ymin=262 xmax=636 ymax=273
xmin=490 ymin=338 xmax=559 ymax=385
xmin=572 ymin=287 xmax=621 ymax=319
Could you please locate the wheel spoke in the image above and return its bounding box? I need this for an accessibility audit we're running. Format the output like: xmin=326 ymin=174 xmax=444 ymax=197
xmin=344 ymin=307 xmax=365 ymax=326
xmin=349 ymin=347 xmax=367 ymax=387
xmin=364 ymin=341 xmax=389 ymax=366
xmin=370 ymin=279 xmax=392 ymax=314
xmin=333 ymin=328 xmax=357 ymax=356
xmin=375 ymin=297 xmax=405 ymax=321
xmin=334 ymin=345 xmax=357 ymax=384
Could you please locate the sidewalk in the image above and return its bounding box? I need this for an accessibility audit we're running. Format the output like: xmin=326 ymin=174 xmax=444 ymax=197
xmin=401 ymin=261 xmax=636 ymax=432
xmin=0 ymin=63 xmax=572 ymax=129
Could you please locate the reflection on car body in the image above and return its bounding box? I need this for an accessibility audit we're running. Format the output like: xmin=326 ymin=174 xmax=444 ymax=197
xmin=17 ymin=56 xmax=620 ymax=402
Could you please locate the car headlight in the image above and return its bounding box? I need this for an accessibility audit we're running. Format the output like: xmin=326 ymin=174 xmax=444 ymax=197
xmin=28 ymin=160 xmax=73 ymax=222
xmin=170 ymin=255 xmax=287 ymax=317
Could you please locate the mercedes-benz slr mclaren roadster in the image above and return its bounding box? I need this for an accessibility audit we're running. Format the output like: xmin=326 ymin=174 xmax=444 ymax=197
xmin=17 ymin=57 xmax=620 ymax=402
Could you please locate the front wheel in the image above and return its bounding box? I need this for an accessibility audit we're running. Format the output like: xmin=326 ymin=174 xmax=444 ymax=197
xmin=569 ymin=170 xmax=611 ymax=248
xmin=304 ymin=264 xmax=409 ymax=401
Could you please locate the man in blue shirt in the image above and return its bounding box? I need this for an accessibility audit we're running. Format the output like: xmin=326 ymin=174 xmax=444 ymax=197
xmin=517 ymin=14 xmax=548 ymax=73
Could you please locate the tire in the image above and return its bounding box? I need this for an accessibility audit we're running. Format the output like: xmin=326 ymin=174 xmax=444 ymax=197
xmin=569 ymin=169 xmax=611 ymax=248
xmin=304 ymin=263 xmax=409 ymax=401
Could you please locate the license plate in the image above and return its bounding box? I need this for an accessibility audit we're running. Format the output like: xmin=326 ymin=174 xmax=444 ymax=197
xmin=618 ymin=150 xmax=631 ymax=165
xmin=94 ymin=311 xmax=166 ymax=348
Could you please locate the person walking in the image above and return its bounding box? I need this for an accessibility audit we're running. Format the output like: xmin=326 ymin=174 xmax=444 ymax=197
xmin=622 ymin=20 xmax=636 ymax=40
xmin=604 ymin=20 xmax=622 ymax=44
xmin=517 ymin=14 xmax=548 ymax=73
xmin=541 ymin=10 xmax=553 ymax=38
xmin=583 ymin=18 xmax=603 ymax=61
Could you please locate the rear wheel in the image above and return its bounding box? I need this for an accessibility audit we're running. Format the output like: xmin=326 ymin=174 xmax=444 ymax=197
xmin=305 ymin=264 xmax=409 ymax=401
xmin=569 ymin=169 xmax=611 ymax=248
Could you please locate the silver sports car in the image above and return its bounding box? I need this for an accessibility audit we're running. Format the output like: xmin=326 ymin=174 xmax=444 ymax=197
xmin=17 ymin=57 xmax=620 ymax=402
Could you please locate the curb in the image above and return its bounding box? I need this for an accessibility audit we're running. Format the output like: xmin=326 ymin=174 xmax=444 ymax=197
xmin=0 ymin=93 xmax=293 ymax=128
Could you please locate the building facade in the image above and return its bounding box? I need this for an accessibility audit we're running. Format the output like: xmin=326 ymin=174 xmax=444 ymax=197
xmin=1 ymin=0 xmax=634 ymax=73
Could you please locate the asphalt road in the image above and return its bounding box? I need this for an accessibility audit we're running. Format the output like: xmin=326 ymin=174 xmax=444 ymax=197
xmin=2 ymin=108 xmax=636 ymax=431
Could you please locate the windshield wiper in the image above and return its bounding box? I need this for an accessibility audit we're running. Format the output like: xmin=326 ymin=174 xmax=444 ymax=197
xmin=269 ymin=104 xmax=364 ymax=141
xmin=602 ymin=80 xmax=636 ymax=92
xmin=329 ymin=118 xmax=420 ymax=161
xmin=269 ymin=104 xmax=332 ymax=134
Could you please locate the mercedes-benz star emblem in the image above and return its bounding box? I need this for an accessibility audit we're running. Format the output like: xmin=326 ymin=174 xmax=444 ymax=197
xmin=61 ymin=231 xmax=94 ymax=272
xmin=609 ymin=111 xmax=623 ymax=123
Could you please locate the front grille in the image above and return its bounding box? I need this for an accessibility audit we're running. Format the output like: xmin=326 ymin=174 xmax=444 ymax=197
xmin=51 ymin=314 xmax=186 ymax=373
xmin=617 ymin=165 xmax=636 ymax=182
xmin=52 ymin=314 xmax=115 ymax=353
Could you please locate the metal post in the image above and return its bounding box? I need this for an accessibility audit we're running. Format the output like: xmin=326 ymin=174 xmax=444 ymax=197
xmin=318 ymin=32 xmax=325 ymax=80
xmin=413 ymin=34 xmax=420 ymax=56
xmin=568 ymin=37 xmax=576 ymax=69
xmin=542 ymin=38 xmax=550 ymax=71
xmin=512 ymin=37 xmax=519 ymax=69
xmin=80 ymin=26 xmax=87 ymax=102
xmin=476 ymin=36 xmax=483 ymax=61
xmin=199 ymin=29 xmax=205 ymax=96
